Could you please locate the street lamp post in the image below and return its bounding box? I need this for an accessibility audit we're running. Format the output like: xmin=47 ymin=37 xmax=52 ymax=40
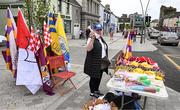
xmin=139 ymin=0 xmax=151 ymax=44
xmin=139 ymin=0 xmax=144 ymax=44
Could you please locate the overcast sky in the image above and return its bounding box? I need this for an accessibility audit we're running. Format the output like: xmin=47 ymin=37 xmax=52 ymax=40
xmin=101 ymin=0 xmax=180 ymax=20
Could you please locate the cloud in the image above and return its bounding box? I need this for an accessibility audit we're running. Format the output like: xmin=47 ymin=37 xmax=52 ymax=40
xmin=101 ymin=0 xmax=180 ymax=20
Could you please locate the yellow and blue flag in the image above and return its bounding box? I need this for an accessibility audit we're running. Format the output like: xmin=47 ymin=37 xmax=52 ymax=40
xmin=48 ymin=13 xmax=62 ymax=55
xmin=56 ymin=13 xmax=70 ymax=63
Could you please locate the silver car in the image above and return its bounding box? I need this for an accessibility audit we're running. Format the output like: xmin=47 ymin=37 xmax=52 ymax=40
xmin=0 ymin=35 xmax=6 ymax=46
xmin=157 ymin=32 xmax=179 ymax=46
xmin=149 ymin=30 xmax=160 ymax=39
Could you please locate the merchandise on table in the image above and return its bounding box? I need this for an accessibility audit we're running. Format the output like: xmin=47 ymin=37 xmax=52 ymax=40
xmin=115 ymin=56 xmax=165 ymax=81
xmin=113 ymin=71 xmax=163 ymax=93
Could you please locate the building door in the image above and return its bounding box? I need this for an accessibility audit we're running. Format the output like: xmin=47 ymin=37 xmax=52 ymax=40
xmin=74 ymin=23 xmax=80 ymax=39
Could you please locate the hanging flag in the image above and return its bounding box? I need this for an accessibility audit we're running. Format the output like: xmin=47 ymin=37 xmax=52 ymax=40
xmin=16 ymin=8 xmax=42 ymax=94
xmin=37 ymin=44 xmax=54 ymax=95
xmin=16 ymin=8 xmax=30 ymax=49
xmin=56 ymin=13 xmax=70 ymax=63
xmin=43 ymin=21 xmax=52 ymax=48
xmin=16 ymin=48 xmax=42 ymax=94
xmin=4 ymin=7 xmax=18 ymax=77
xmin=48 ymin=13 xmax=62 ymax=55
xmin=28 ymin=27 xmax=41 ymax=53
xmin=28 ymin=27 xmax=36 ymax=52
xmin=124 ymin=31 xmax=133 ymax=59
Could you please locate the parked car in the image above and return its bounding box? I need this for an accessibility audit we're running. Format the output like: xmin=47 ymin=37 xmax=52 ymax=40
xmin=0 ymin=35 xmax=6 ymax=46
xmin=149 ymin=29 xmax=160 ymax=39
xmin=177 ymin=31 xmax=180 ymax=38
xmin=176 ymin=27 xmax=180 ymax=39
xmin=157 ymin=32 xmax=179 ymax=46
xmin=147 ymin=27 xmax=153 ymax=36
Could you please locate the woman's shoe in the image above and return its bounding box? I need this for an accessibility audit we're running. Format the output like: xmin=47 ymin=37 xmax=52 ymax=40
xmin=94 ymin=91 xmax=104 ymax=96
xmin=90 ymin=93 xmax=99 ymax=98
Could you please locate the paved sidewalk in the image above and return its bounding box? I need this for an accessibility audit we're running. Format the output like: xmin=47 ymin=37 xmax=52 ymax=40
xmin=0 ymin=33 xmax=180 ymax=110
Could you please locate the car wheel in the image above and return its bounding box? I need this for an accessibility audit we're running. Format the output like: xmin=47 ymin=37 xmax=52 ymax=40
xmin=174 ymin=43 xmax=178 ymax=46
xmin=160 ymin=41 xmax=163 ymax=45
xmin=157 ymin=39 xmax=159 ymax=44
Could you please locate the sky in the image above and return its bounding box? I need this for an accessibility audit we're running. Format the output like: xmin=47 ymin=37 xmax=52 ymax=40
xmin=101 ymin=0 xmax=180 ymax=20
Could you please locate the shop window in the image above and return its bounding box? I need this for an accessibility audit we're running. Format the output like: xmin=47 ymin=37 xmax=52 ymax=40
xmin=64 ymin=20 xmax=71 ymax=33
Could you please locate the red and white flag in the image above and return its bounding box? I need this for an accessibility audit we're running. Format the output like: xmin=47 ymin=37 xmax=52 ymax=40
xmin=28 ymin=27 xmax=41 ymax=53
xmin=43 ymin=21 xmax=52 ymax=48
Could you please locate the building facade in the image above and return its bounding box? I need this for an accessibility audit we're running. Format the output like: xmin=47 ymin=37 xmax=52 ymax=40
xmin=77 ymin=0 xmax=100 ymax=31
xmin=150 ymin=19 xmax=159 ymax=27
xmin=103 ymin=7 xmax=111 ymax=35
xmin=118 ymin=15 xmax=130 ymax=32
xmin=99 ymin=3 xmax=105 ymax=28
xmin=50 ymin=0 xmax=81 ymax=39
xmin=130 ymin=13 xmax=143 ymax=29
xmin=0 ymin=0 xmax=24 ymax=35
xmin=163 ymin=12 xmax=180 ymax=32
xmin=159 ymin=5 xmax=176 ymax=30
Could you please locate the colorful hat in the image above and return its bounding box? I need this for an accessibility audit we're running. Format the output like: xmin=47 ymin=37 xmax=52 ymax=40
xmin=94 ymin=23 xmax=103 ymax=30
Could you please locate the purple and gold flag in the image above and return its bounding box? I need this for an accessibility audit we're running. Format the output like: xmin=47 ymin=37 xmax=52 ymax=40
xmin=124 ymin=31 xmax=133 ymax=59
xmin=5 ymin=7 xmax=18 ymax=77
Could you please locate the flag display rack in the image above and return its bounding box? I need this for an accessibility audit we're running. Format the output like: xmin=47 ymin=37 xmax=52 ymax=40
xmin=2 ymin=7 xmax=74 ymax=95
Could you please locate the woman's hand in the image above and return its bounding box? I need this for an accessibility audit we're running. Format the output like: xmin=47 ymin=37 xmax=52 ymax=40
xmin=89 ymin=32 xmax=96 ymax=39
xmin=86 ymin=32 xmax=96 ymax=51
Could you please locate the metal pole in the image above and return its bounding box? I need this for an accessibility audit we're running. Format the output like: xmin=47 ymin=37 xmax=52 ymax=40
xmin=139 ymin=0 xmax=144 ymax=44
xmin=144 ymin=0 xmax=151 ymax=43
xmin=139 ymin=0 xmax=151 ymax=43
xmin=145 ymin=0 xmax=151 ymax=16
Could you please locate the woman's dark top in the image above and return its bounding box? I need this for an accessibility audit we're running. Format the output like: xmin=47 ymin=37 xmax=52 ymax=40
xmin=84 ymin=37 xmax=108 ymax=78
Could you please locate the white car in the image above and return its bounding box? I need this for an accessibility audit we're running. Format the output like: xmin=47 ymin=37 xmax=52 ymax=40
xmin=157 ymin=32 xmax=179 ymax=46
xmin=0 ymin=35 xmax=6 ymax=45
xmin=149 ymin=30 xmax=160 ymax=39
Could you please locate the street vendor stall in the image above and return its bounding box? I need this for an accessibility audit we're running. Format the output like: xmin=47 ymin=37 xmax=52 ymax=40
xmin=106 ymin=55 xmax=168 ymax=110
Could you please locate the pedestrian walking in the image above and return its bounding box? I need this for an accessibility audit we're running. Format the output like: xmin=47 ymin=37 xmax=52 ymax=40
xmin=79 ymin=29 xmax=84 ymax=39
xmin=84 ymin=23 xmax=109 ymax=98
xmin=109 ymin=26 xmax=114 ymax=40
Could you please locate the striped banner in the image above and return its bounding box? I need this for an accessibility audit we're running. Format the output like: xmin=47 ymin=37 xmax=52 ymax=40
xmin=5 ymin=7 xmax=18 ymax=77
xmin=124 ymin=32 xmax=133 ymax=59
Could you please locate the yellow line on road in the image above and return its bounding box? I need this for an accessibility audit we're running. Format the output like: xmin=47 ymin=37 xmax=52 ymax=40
xmin=170 ymin=55 xmax=180 ymax=59
xmin=164 ymin=54 xmax=180 ymax=70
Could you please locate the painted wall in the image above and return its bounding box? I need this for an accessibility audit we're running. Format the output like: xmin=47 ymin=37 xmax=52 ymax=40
xmin=99 ymin=4 xmax=104 ymax=26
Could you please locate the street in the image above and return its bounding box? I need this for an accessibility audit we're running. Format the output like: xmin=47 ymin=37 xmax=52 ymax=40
xmin=110 ymin=38 xmax=180 ymax=92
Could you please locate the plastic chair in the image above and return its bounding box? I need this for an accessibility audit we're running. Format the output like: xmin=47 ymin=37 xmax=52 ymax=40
xmin=47 ymin=55 xmax=76 ymax=96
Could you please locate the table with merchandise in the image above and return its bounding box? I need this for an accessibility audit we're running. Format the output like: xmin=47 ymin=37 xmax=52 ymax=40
xmin=107 ymin=56 xmax=168 ymax=110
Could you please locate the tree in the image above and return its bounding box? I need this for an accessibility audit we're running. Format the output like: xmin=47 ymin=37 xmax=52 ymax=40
xmin=24 ymin=0 xmax=51 ymax=29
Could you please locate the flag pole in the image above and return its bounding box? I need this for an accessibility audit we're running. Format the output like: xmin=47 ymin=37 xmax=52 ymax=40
xmin=26 ymin=0 xmax=32 ymax=31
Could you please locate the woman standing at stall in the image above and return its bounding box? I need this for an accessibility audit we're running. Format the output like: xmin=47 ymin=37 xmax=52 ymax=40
xmin=84 ymin=23 xmax=109 ymax=98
